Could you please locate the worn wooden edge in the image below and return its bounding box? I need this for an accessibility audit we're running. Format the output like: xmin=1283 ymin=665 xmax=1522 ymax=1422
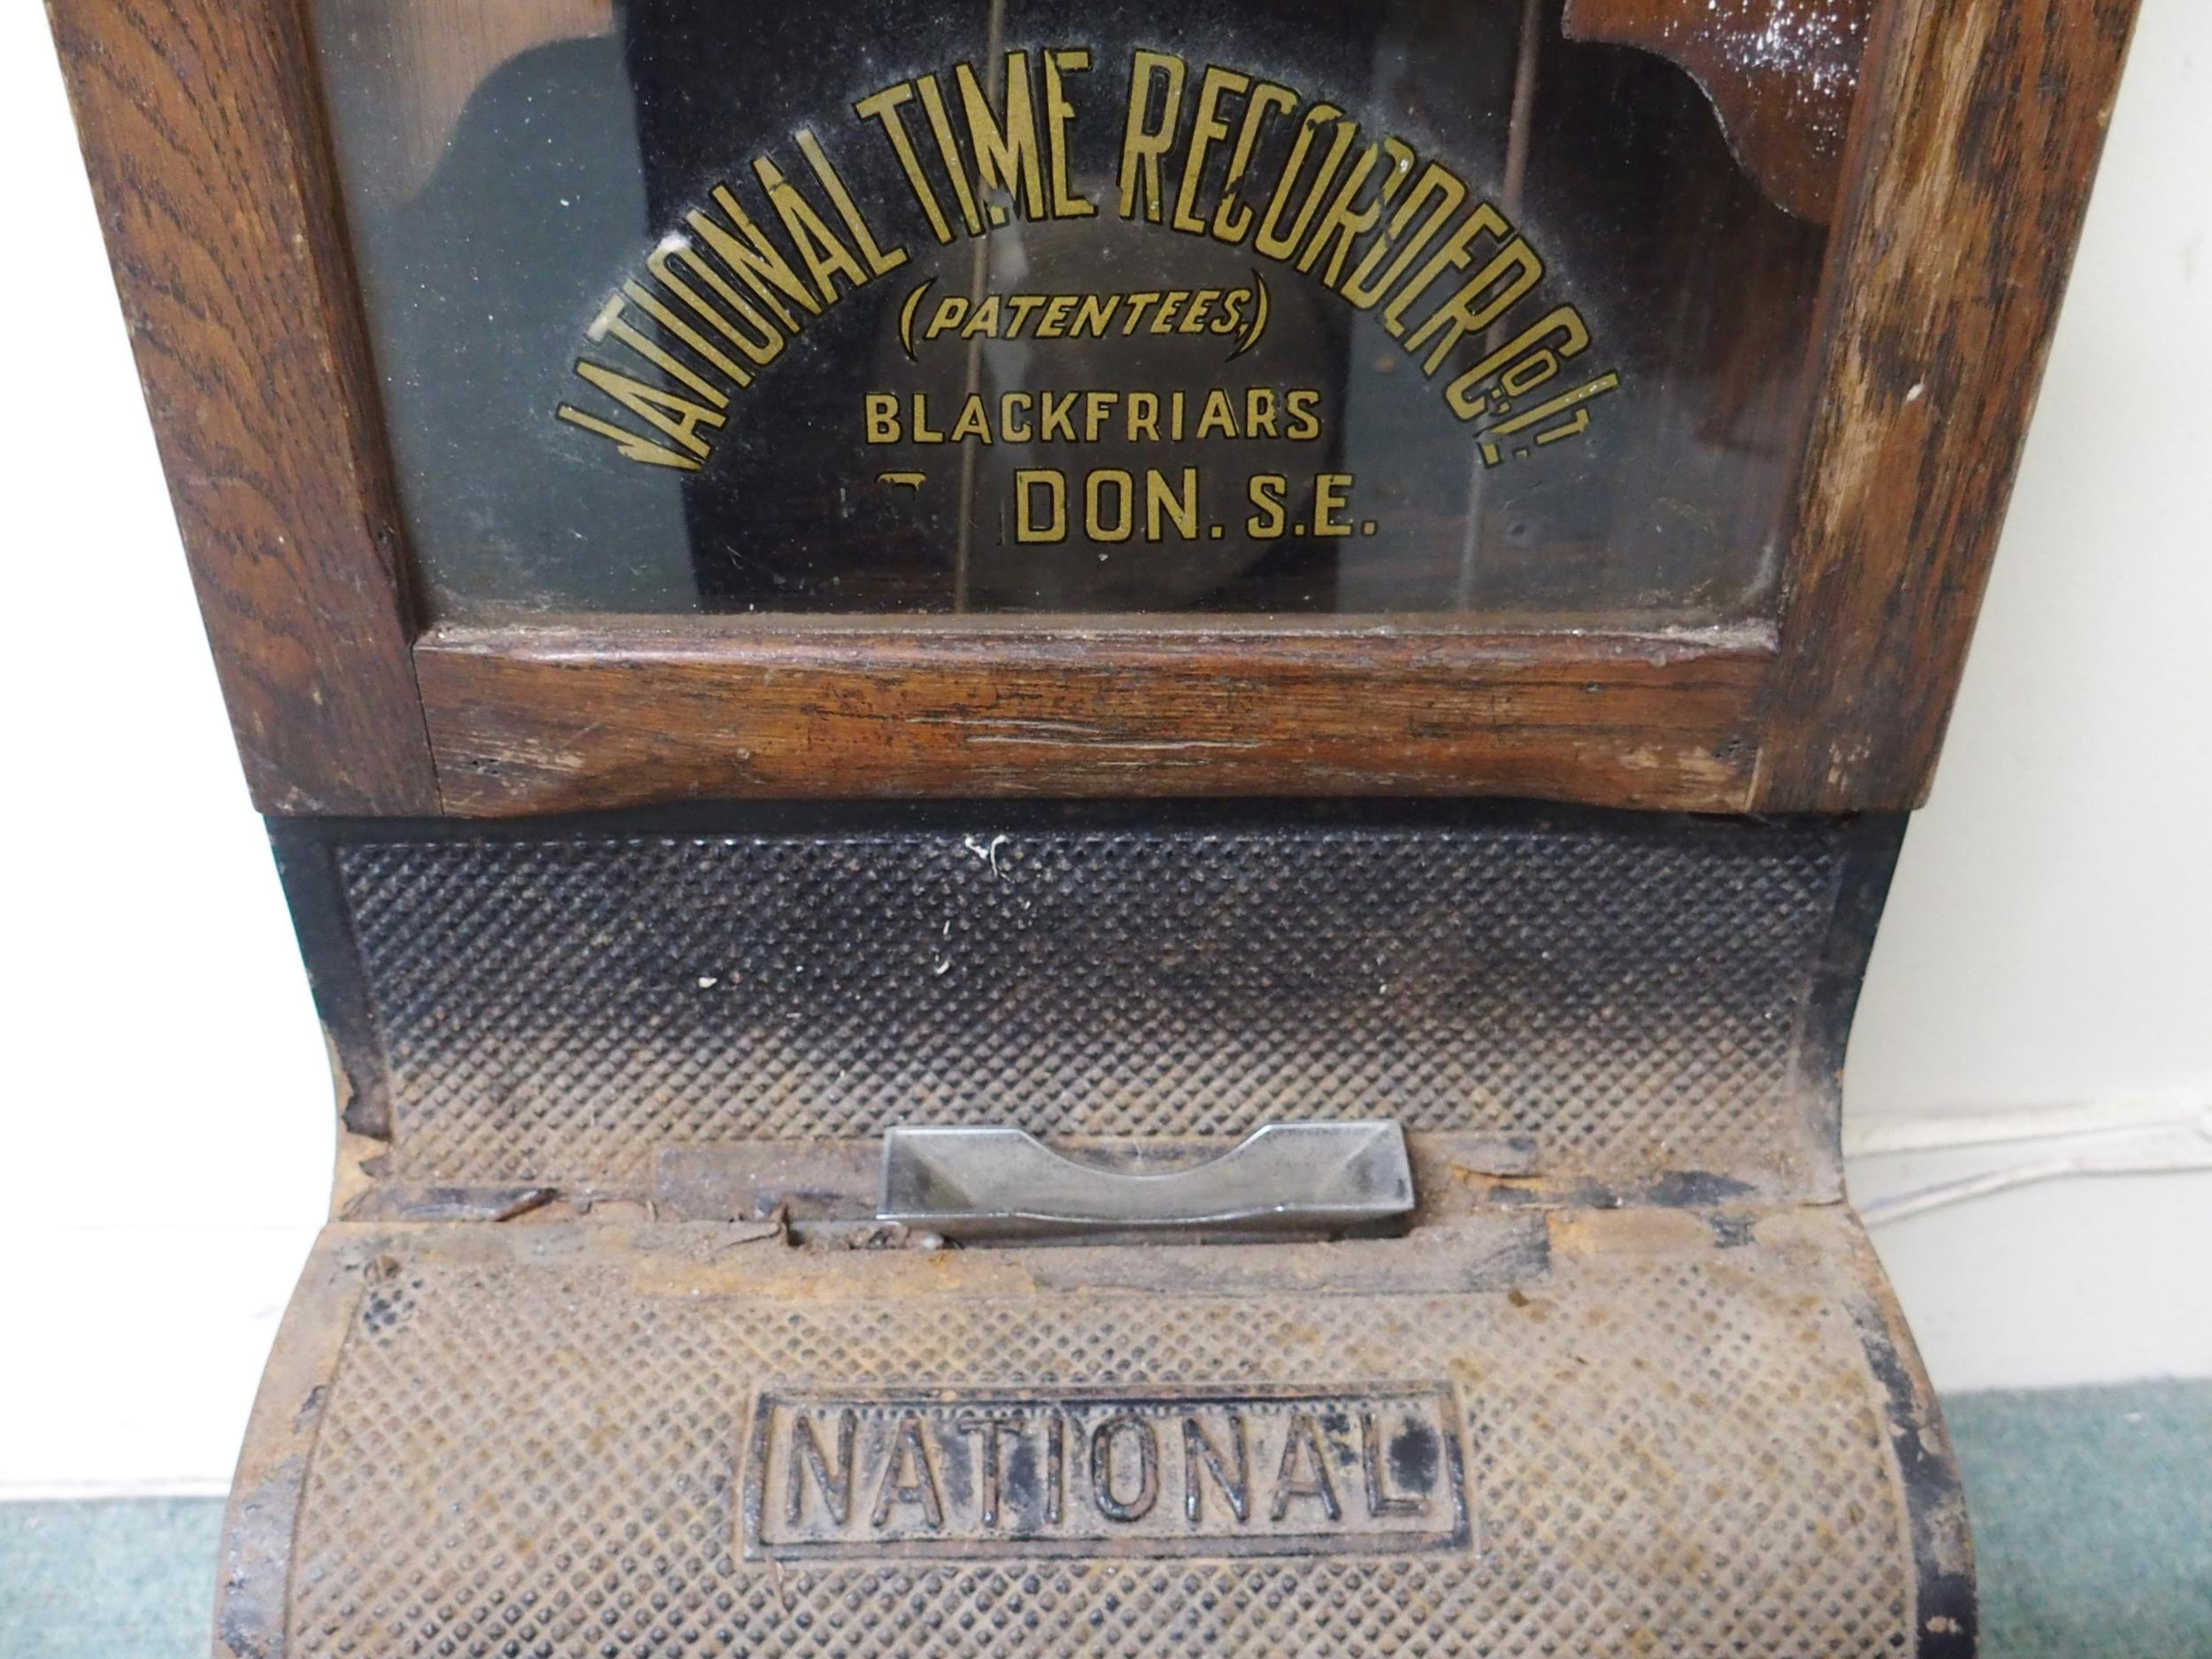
xmin=48 ymin=0 xmax=439 ymax=814
xmin=415 ymin=620 xmax=1773 ymax=813
xmin=1755 ymin=0 xmax=2142 ymax=811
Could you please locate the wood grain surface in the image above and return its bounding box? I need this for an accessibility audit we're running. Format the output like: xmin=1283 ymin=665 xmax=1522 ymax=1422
xmin=1756 ymin=0 xmax=2140 ymax=810
xmin=418 ymin=622 xmax=1770 ymax=813
xmin=49 ymin=0 xmax=437 ymax=813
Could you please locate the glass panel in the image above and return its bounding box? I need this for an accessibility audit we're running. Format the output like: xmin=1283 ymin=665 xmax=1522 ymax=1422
xmin=312 ymin=0 xmax=1830 ymax=618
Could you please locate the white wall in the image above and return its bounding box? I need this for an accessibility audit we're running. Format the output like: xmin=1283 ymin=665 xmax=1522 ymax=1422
xmin=1840 ymin=0 xmax=2212 ymax=1389
xmin=2 ymin=4 xmax=333 ymax=1497
xmin=0 ymin=0 xmax=2205 ymax=1496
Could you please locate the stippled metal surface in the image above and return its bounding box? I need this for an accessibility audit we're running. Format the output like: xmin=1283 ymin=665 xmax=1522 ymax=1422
xmin=226 ymin=809 xmax=1968 ymax=1657
xmin=294 ymin=809 xmax=1892 ymax=1195
xmin=260 ymin=1210 xmax=1930 ymax=1658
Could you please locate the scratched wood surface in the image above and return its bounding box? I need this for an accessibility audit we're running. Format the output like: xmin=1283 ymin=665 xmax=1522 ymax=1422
xmin=1755 ymin=0 xmax=2140 ymax=810
xmin=416 ymin=623 xmax=1769 ymax=812
xmin=49 ymin=0 xmax=439 ymax=814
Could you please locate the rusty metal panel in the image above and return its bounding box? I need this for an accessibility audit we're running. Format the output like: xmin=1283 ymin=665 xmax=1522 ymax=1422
xmin=221 ymin=1205 xmax=1967 ymax=1658
xmin=227 ymin=803 xmax=1967 ymax=1658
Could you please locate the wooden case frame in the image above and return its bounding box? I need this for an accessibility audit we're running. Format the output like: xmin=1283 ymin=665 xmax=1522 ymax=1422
xmin=50 ymin=0 xmax=2139 ymax=817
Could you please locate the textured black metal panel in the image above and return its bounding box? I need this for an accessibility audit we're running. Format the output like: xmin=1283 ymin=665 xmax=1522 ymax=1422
xmin=276 ymin=806 xmax=1899 ymax=1194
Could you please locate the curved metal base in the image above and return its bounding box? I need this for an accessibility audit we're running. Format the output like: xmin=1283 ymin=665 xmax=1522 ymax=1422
xmin=216 ymin=1203 xmax=1971 ymax=1657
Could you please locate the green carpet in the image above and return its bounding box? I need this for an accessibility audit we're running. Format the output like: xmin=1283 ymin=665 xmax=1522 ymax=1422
xmin=0 ymin=1496 xmax=224 ymax=1659
xmin=2 ymin=1381 xmax=2205 ymax=1657
xmin=1944 ymin=1379 xmax=2212 ymax=1658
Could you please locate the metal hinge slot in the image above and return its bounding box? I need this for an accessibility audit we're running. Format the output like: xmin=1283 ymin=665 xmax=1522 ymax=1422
xmin=876 ymin=1120 xmax=1415 ymax=1243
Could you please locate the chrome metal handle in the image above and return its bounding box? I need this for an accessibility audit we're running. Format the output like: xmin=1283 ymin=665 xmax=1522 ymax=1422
xmin=877 ymin=1120 xmax=1414 ymax=1242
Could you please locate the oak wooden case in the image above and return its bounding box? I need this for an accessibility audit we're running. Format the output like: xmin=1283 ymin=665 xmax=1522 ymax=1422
xmin=49 ymin=0 xmax=2138 ymax=818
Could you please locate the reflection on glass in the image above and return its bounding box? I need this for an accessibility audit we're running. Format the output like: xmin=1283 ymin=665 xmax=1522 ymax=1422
xmin=311 ymin=0 xmax=1829 ymax=619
